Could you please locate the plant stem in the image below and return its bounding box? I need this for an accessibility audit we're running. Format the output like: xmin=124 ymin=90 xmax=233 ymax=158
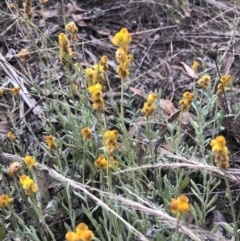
xmin=224 ymin=171 xmax=239 ymax=241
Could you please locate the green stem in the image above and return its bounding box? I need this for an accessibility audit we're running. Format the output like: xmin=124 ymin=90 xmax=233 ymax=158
xmin=224 ymin=171 xmax=239 ymax=241
xmin=120 ymin=78 xmax=126 ymax=132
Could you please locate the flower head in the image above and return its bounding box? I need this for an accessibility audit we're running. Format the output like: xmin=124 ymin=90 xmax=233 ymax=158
xmin=169 ymin=194 xmax=190 ymax=215
xmin=65 ymin=21 xmax=78 ymax=42
xmin=192 ymin=60 xmax=199 ymax=72
xmin=88 ymin=84 xmax=104 ymax=111
xmin=216 ymin=74 xmax=231 ymax=95
xmin=141 ymin=93 xmax=157 ymax=117
xmin=95 ymin=155 xmax=118 ymax=170
xmin=65 ymin=222 xmax=94 ymax=241
xmin=16 ymin=49 xmax=30 ymax=62
xmin=10 ymin=87 xmax=20 ymax=96
xmin=197 ymin=74 xmax=211 ymax=88
xmin=88 ymin=83 xmax=102 ymax=95
xmin=58 ymin=33 xmax=74 ymax=65
xmin=113 ymin=28 xmax=132 ymax=50
xmin=179 ymin=91 xmax=194 ymax=112
xmin=24 ymin=156 xmax=37 ymax=169
xmin=104 ymin=130 xmax=118 ymax=153
xmin=8 ymin=161 xmax=22 ymax=176
xmin=99 ymin=55 xmax=108 ymax=71
xmin=7 ymin=131 xmax=16 ymax=142
xmin=44 ymin=135 xmax=57 ymax=150
xmin=81 ymin=127 xmax=92 ymax=140
xmin=19 ymin=175 xmax=38 ymax=195
xmin=0 ymin=194 xmax=13 ymax=208
xmin=210 ymin=136 xmax=229 ymax=169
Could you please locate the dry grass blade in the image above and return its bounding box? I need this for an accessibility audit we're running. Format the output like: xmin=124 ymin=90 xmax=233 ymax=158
xmin=0 ymin=53 xmax=44 ymax=120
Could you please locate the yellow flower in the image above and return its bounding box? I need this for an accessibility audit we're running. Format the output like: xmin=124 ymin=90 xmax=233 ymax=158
xmin=44 ymin=135 xmax=57 ymax=150
xmin=197 ymin=74 xmax=211 ymax=88
xmin=99 ymin=55 xmax=108 ymax=71
xmin=93 ymin=64 xmax=104 ymax=85
xmin=216 ymin=75 xmax=231 ymax=95
xmin=210 ymin=136 xmax=229 ymax=169
xmin=169 ymin=194 xmax=190 ymax=214
xmin=76 ymin=223 xmax=94 ymax=241
xmin=147 ymin=93 xmax=157 ymax=104
xmin=16 ymin=49 xmax=30 ymax=62
xmin=179 ymin=91 xmax=194 ymax=112
xmin=19 ymin=175 xmax=38 ymax=195
xmin=141 ymin=93 xmax=157 ymax=117
xmin=65 ymin=21 xmax=78 ymax=34
xmin=8 ymin=161 xmax=22 ymax=176
xmin=0 ymin=194 xmax=13 ymax=208
xmin=115 ymin=48 xmax=127 ymax=65
xmin=7 ymin=131 xmax=16 ymax=142
xmin=24 ymin=156 xmax=37 ymax=169
xmin=95 ymin=155 xmax=107 ymax=169
xmin=112 ymin=28 xmax=132 ymax=50
xmin=0 ymin=87 xmax=3 ymax=96
xmin=65 ymin=21 xmax=78 ymax=42
xmin=81 ymin=127 xmax=92 ymax=140
xmin=66 ymin=222 xmax=94 ymax=241
xmin=65 ymin=231 xmax=79 ymax=241
xmin=10 ymin=87 xmax=21 ymax=96
xmin=116 ymin=64 xmax=129 ymax=79
xmin=220 ymin=74 xmax=231 ymax=85
xmin=210 ymin=136 xmax=228 ymax=155
xmin=104 ymin=130 xmax=118 ymax=153
xmin=104 ymin=130 xmax=119 ymax=139
xmin=88 ymin=83 xmax=102 ymax=95
xmin=92 ymin=99 xmax=104 ymax=111
xmin=95 ymin=155 xmax=118 ymax=170
xmin=58 ymin=33 xmax=73 ymax=65
xmin=192 ymin=60 xmax=199 ymax=72
xmin=85 ymin=68 xmax=94 ymax=84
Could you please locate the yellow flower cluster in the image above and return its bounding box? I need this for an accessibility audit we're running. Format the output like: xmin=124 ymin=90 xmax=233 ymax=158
xmin=16 ymin=49 xmax=30 ymax=62
xmin=10 ymin=87 xmax=21 ymax=96
xmin=0 ymin=194 xmax=13 ymax=208
xmin=88 ymin=83 xmax=104 ymax=111
xmin=99 ymin=55 xmax=109 ymax=71
xmin=7 ymin=131 xmax=16 ymax=142
xmin=44 ymin=135 xmax=57 ymax=150
xmin=65 ymin=21 xmax=78 ymax=42
xmin=8 ymin=161 xmax=22 ymax=176
xmin=24 ymin=156 xmax=37 ymax=169
xmin=0 ymin=87 xmax=3 ymax=96
xmin=104 ymin=130 xmax=119 ymax=153
xmin=141 ymin=93 xmax=157 ymax=117
xmin=197 ymin=74 xmax=211 ymax=88
xmin=216 ymin=75 xmax=231 ymax=95
xmin=113 ymin=28 xmax=133 ymax=79
xmin=169 ymin=194 xmax=190 ymax=215
xmin=19 ymin=175 xmax=38 ymax=196
xmin=179 ymin=91 xmax=194 ymax=112
xmin=95 ymin=155 xmax=118 ymax=170
xmin=85 ymin=55 xmax=108 ymax=87
xmin=210 ymin=136 xmax=229 ymax=169
xmin=58 ymin=33 xmax=75 ymax=65
xmin=65 ymin=222 xmax=94 ymax=241
xmin=192 ymin=60 xmax=199 ymax=72
xmin=81 ymin=127 xmax=92 ymax=140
